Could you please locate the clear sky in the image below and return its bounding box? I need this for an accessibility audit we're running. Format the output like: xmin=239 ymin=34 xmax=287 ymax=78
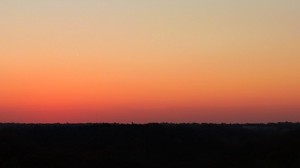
xmin=0 ymin=0 xmax=299 ymax=123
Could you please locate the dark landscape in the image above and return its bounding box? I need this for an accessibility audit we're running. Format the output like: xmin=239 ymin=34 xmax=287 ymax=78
xmin=1 ymin=123 xmax=300 ymax=168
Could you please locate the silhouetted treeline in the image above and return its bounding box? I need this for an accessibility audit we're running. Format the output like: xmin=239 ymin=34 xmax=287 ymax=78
xmin=1 ymin=123 xmax=300 ymax=168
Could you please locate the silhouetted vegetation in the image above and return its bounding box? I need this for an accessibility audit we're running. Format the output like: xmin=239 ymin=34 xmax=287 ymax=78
xmin=1 ymin=123 xmax=300 ymax=168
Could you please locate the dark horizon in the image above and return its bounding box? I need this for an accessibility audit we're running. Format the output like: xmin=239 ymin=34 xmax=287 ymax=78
xmin=1 ymin=122 xmax=300 ymax=168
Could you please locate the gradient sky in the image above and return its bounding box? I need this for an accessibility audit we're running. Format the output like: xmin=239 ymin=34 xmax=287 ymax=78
xmin=0 ymin=0 xmax=299 ymax=123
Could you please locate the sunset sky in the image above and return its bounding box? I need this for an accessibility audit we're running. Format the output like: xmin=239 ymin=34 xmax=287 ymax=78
xmin=0 ymin=0 xmax=299 ymax=123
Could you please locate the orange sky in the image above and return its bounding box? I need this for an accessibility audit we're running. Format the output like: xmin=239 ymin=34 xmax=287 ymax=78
xmin=0 ymin=0 xmax=299 ymax=123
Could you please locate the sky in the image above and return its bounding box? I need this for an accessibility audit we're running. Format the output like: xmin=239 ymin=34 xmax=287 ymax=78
xmin=0 ymin=0 xmax=299 ymax=123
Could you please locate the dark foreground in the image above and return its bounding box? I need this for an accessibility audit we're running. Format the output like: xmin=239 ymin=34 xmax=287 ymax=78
xmin=1 ymin=123 xmax=300 ymax=168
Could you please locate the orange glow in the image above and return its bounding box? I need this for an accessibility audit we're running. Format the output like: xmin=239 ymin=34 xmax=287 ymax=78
xmin=0 ymin=1 xmax=299 ymax=123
